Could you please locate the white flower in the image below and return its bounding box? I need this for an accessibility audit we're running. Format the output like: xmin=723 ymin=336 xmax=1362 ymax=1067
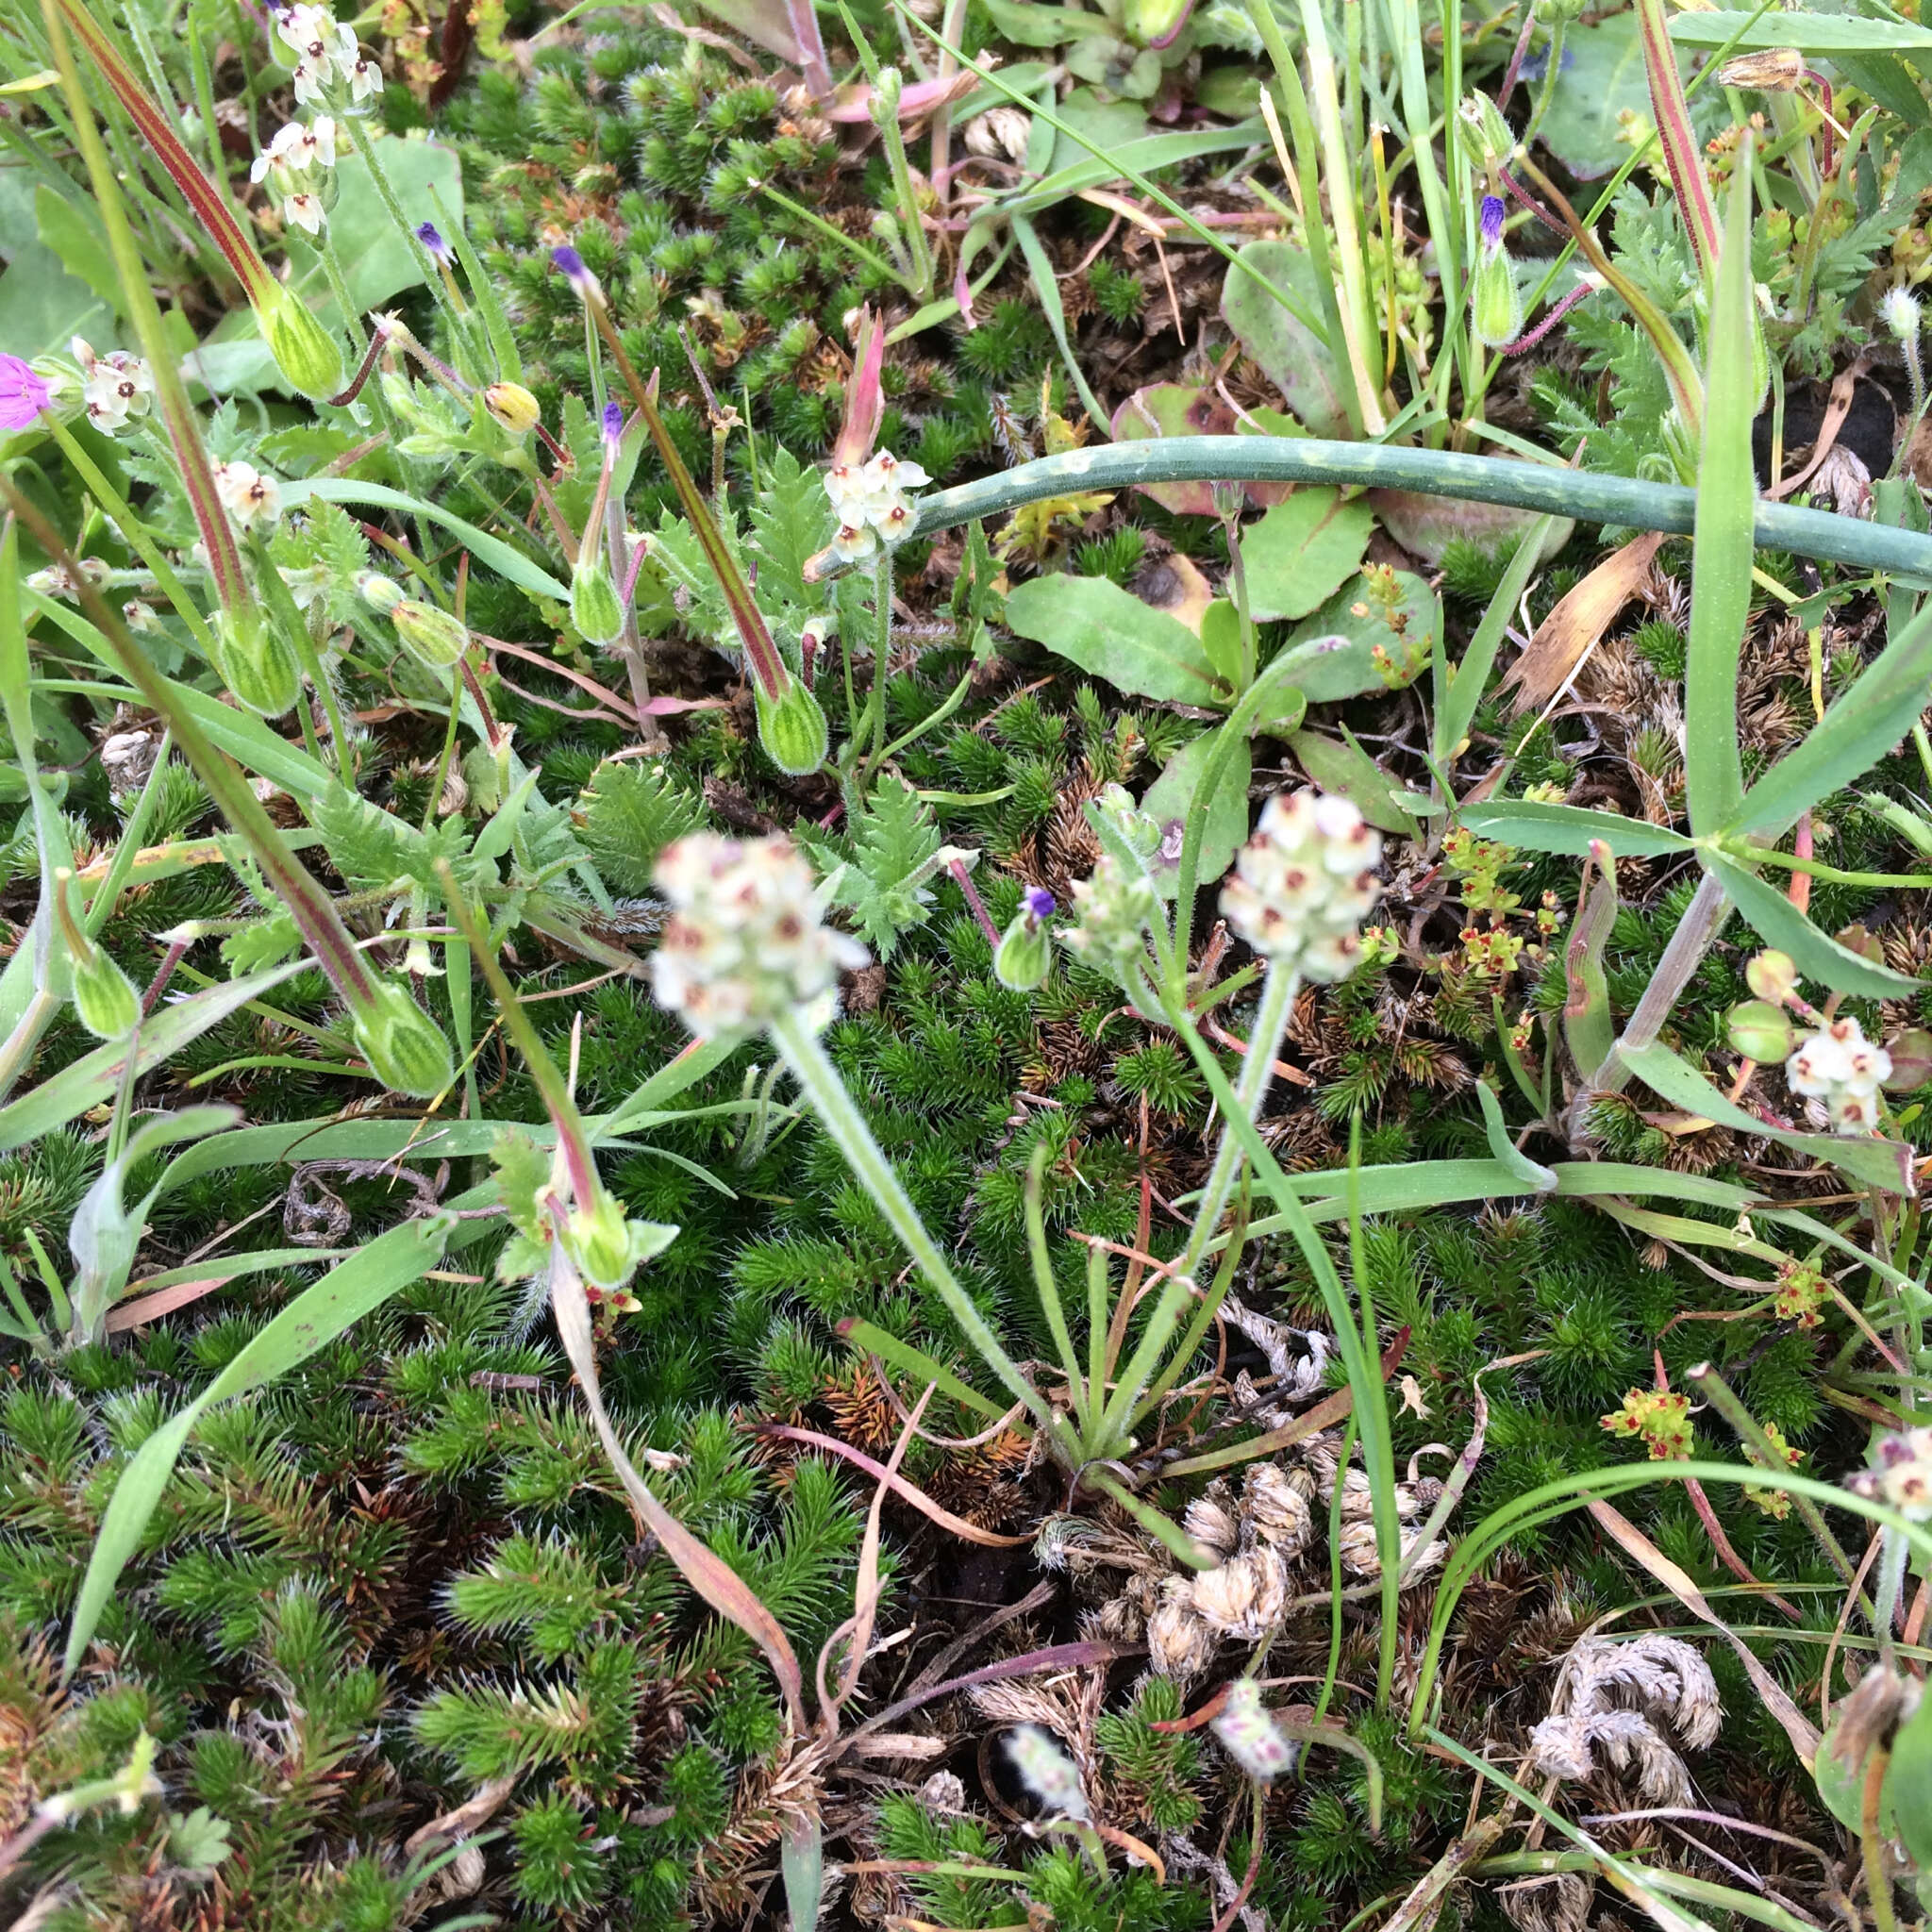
xmin=72 ymin=339 xmax=153 ymax=433
xmin=213 ymin=459 xmax=282 ymax=531
xmin=1219 ymin=789 xmax=1382 ymax=981
xmin=822 ymin=447 xmax=928 ymax=550
xmin=345 ymin=53 xmax=382 ymax=103
xmin=1004 ymin=1725 xmax=1089 ymax=1822
xmin=651 ymin=833 xmax=870 ymax=1041
xmin=1786 ymin=1015 xmax=1891 ymax=1134
xmin=251 ymin=117 xmax=337 ymax=186
xmin=1882 ymin=286 xmax=1924 ymax=346
xmin=283 ymin=193 xmax=325 ymax=235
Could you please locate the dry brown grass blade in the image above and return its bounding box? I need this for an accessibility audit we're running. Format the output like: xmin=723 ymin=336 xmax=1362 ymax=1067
xmin=754 ymin=1421 xmax=1031 ymax=1546
xmin=1585 ymin=1497 xmax=1822 ymax=1767
xmin=1768 ymin=356 xmax=1871 ymax=501
xmin=1504 ymin=531 xmax=1666 ymax=715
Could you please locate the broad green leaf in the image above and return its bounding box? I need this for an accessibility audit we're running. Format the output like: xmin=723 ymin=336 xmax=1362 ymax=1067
xmin=282 ymin=479 xmax=570 ymax=602
xmin=289 ymin=137 xmax=464 ymax=316
xmin=1621 ymin=1038 xmax=1914 ymax=1195
xmin=1668 ymin=10 xmax=1932 ymax=53
xmin=978 ymin=0 xmax=1113 ymax=43
xmin=64 ymin=1208 xmax=456 ymax=1674
xmin=1277 ymin=569 xmax=1438 ymax=699
xmin=1684 ymin=157 xmax=1756 ymax=834
xmin=1241 ymin=488 xmax=1374 ymax=623
xmin=1435 ymin=517 xmax=1556 ymax=767
xmin=1724 ymin=597 xmax=1932 ymax=837
xmin=0 ymin=237 xmax=108 ymax=360
xmin=1220 ymin=240 xmax=1349 ymax=435
xmin=1887 ymin=1679 xmax=1932 ymax=1867
xmin=1012 ymin=121 xmax=1266 ymax=218
xmin=1541 ymin=13 xmax=1675 ymax=180
xmin=1002 ymin=573 xmax=1222 ymax=704
xmin=1287 ymin=728 xmax=1419 ymax=836
xmin=35 ymin=184 xmax=115 ymax=306
xmin=1141 ymin=728 xmax=1250 ymax=894
xmin=1458 ymin=800 xmax=1695 ymax=858
xmin=0 ymin=960 xmax=309 ymax=1155
xmin=1701 ymin=849 xmax=1920 ymax=996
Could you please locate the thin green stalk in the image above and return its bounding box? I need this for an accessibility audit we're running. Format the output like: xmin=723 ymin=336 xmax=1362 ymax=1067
xmin=1024 ymin=1144 xmax=1091 ymax=1432
xmin=1181 ymin=963 xmax=1298 ymax=1278
xmin=1154 ymin=978 xmax=1402 ymax=1709
xmin=770 ymin=1009 xmax=1062 ymax=1443
xmin=1311 ymin=1414 xmax=1357 ymax=1727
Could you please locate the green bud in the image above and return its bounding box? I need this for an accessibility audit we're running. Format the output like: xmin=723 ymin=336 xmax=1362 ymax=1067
xmin=570 ymin=554 xmax=625 ymax=645
xmin=1744 ymin=949 xmax=1798 ymax=1004
xmin=258 ymin=286 xmax=345 ymax=404
xmin=563 ymin=1191 xmax=636 ymax=1291
xmin=392 ymin=599 xmax=471 ymax=668
xmin=1470 ymin=235 xmax=1524 ymax=351
xmin=352 ymin=978 xmax=455 ymax=1098
xmin=212 ymin=605 xmax=301 ymax=719
xmin=1725 ymin=998 xmax=1795 ymax=1064
xmin=1120 ymin=0 xmax=1189 ymax=41
xmin=994 ymin=889 xmax=1056 ymax=991
xmin=1457 ymin=91 xmax=1516 ymax=166
xmin=755 ymin=676 xmax=829 ymax=776
xmin=55 ymin=875 xmax=139 ymax=1039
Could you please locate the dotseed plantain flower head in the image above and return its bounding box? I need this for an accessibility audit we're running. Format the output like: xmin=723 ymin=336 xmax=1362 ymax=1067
xmin=651 ymin=832 xmax=869 ymax=1041
xmin=1785 ymin=1014 xmax=1891 ymax=1136
xmin=1219 ymin=789 xmax=1382 ymax=981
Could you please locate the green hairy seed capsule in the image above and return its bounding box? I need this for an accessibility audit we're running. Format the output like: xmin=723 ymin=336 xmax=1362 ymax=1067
xmin=571 ymin=556 xmax=625 ymax=646
xmin=213 ymin=606 xmax=301 ymax=719
xmin=995 ymin=891 xmax=1055 ymax=991
xmin=258 ymin=287 xmax=345 ymax=404
xmin=391 ymin=599 xmax=471 ymax=668
xmin=352 ymin=978 xmax=455 ymax=1098
xmin=754 ymin=678 xmax=829 ymax=777
xmin=564 ymin=1191 xmax=636 ymax=1291
xmin=74 ymin=947 xmax=140 ymax=1039
xmin=1725 ymin=998 xmax=1795 ymax=1063
xmin=483 ymin=381 xmax=541 ymax=436
xmin=1469 ymin=245 xmax=1524 ymax=352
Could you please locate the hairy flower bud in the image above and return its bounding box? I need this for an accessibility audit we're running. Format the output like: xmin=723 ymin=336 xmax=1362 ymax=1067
xmin=1212 ymin=1678 xmax=1296 ymax=1781
xmin=1469 ymin=194 xmax=1524 ymax=349
xmin=1744 ymin=948 xmax=1799 ymax=1005
xmin=357 ymin=572 xmax=405 ymax=615
xmin=212 ymin=606 xmax=301 ymax=719
xmin=258 ymin=285 xmax=345 ymax=403
xmin=1219 ymin=789 xmax=1381 ymax=981
xmin=352 ymin=977 xmax=455 ymax=1097
xmin=651 ymin=832 xmax=869 ymax=1041
xmin=994 ymin=886 xmax=1055 ymax=991
xmin=1004 ymin=1724 xmax=1089 ymax=1821
xmin=1724 ymin=998 xmax=1795 ymax=1064
xmin=56 ymin=876 xmax=139 ymax=1039
xmin=483 ymin=381 xmax=541 ymax=436
xmin=570 ymin=554 xmax=625 ymax=646
xmin=754 ymin=677 xmax=830 ymax=777
xmin=391 ymin=598 xmax=471 ymax=668
xmin=1061 ymin=855 xmax=1158 ymax=978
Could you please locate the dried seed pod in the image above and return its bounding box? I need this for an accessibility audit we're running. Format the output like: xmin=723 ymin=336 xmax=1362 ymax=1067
xmin=1147 ymin=1575 xmax=1217 ymax=1680
xmin=1183 ymin=1486 xmax=1240 ymax=1561
xmin=1241 ymin=1463 xmax=1313 ymax=1556
xmin=1190 ymin=1548 xmax=1289 ymax=1636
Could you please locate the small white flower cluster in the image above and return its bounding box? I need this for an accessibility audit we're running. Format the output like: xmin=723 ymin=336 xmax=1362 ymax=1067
xmin=1003 ymin=1724 xmax=1090 ymax=1822
xmin=1220 ymin=789 xmax=1381 ymax=982
xmin=25 ymin=557 xmax=109 ymax=601
xmin=1852 ymin=1424 xmax=1932 ymax=1521
xmin=251 ymin=116 xmax=337 ymax=237
xmin=1785 ymin=1014 xmax=1891 ymax=1135
xmin=651 ymin=832 xmax=869 ymax=1041
xmin=1211 ymin=1678 xmax=1296 ymax=1783
xmin=1060 ymin=853 xmax=1159 ymax=979
xmin=275 ymin=3 xmax=380 ymax=110
xmin=824 ymin=448 xmax=928 ymax=563
xmin=71 ymin=338 xmax=152 ymax=435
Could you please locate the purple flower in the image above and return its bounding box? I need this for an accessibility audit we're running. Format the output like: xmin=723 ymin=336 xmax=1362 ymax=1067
xmin=0 ymin=355 xmax=51 ymax=431
xmin=417 ymin=222 xmax=452 ymax=264
xmin=1480 ymin=193 xmax=1507 ymax=253
xmin=602 ymin=400 xmax=624 ymax=447
xmin=1024 ymin=887 xmax=1056 ymax=920
xmin=551 ymin=244 xmax=601 ymax=303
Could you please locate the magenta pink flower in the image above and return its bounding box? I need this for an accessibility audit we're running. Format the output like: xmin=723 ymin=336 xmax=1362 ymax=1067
xmin=0 ymin=356 xmax=51 ymax=431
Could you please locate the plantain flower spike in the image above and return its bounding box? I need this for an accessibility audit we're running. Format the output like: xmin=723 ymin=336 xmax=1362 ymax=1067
xmin=1219 ymin=788 xmax=1382 ymax=981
